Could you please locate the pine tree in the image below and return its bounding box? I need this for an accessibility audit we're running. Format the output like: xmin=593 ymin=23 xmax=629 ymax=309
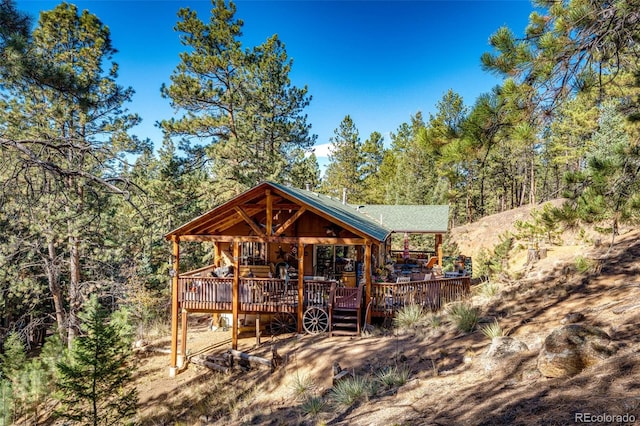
xmin=56 ymin=296 xmax=137 ymax=426
xmin=0 ymin=3 xmax=144 ymax=346
xmin=482 ymin=0 xmax=640 ymax=115
xmin=360 ymin=131 xmax=386 ymax=203
xmin=0 ymin=333 xmax=26 ymax=382
xmin=162 ymin=0 xmax=315 ymax=196
xmin=321 ymin=115 xmax=364 ymax=202
xmin=565 ymin=100 xmax=640 ymax=247
xmin=0 ymin=379 xmax=12 ymax=426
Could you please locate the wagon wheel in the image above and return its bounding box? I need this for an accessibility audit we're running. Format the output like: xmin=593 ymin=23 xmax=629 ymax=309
xmin=302 ymin=307 xmax=329 ymax=334
xmin=268 ymin=312 xmax=297 ymax=335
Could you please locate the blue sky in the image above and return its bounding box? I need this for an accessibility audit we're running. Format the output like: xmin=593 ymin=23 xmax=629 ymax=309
xmin=17 ymin=0 xmax=534 ymax=169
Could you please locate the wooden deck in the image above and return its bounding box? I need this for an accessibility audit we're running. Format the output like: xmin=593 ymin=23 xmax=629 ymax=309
xmin=178 ymin=276 xmax=470 ymax=316
xmin=369 ymin=277 xmax=470 ymax=317
xmin=178 ymin=277 xmax=333 ymax=314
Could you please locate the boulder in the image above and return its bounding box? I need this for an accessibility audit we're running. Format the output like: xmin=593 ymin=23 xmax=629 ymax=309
xmin=481 ymin=336 xmax=529 ymax=373
xmin=537 ymin=324 xmax=616 ymax=378
xmin=560 ymin=312 xmax=585 ymax=324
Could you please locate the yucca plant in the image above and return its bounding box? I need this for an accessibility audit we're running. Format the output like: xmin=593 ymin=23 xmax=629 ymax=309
xmin=426 ymin=313 xmax=442 ymax=328
xmin=393 ymin=304 xmax=427 ymax=329
xmin=476 ymin=279 xmax=499 ymax=299
xmin=289 ymin=372 xmax=316 ymax=400
xmin=376 ymin=365 xmax=410 ymax=387
xmin=480 ymin=320 xmax=504 ymax=339
xmin=446 ymin=302 xmax=478 ymax=333
xmin=301 ymin=395 xmax=325 ymax=416
xmin=330 ymin=376 xmax=377 ymax=407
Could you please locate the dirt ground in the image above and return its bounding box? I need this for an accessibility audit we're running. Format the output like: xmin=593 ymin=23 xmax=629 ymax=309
xmin=133 ymin=203 xmax=640 ymax=425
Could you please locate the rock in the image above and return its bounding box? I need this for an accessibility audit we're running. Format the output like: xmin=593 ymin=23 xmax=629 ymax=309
xmin=537 ymin=324 xmax=616 ymax=378
xmin=560 ymin=312 xmax=585 ymax=324
xmin=481 ymin=336 xmax=529 ymax=373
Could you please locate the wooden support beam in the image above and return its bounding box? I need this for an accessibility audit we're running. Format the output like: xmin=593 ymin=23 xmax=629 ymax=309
xmin=169 ymin=236 xmax=180 ymax=377
xmin=214 ymin=242 xmax=221 ymax=267
xmin=232 ymin=241 xmax=240 ymax=350
xmin=178 ymin=235 xmax=368 ymax=245
xmin=242 ymin=203 xmax=300 ymax=210
xmin=256 ymin=315 xmax=261 ymax=346
xmin=266 ymin=189 xmax=272 ymax=237
xmin=297 ymin=241 xmax=305 ymax=333
xmin=364 ymin=242 xmax=372 ymax=325
xmin=180 ymin=308 xmax=188 ymax=368
xmin=234 ymin=206 xmax=265 ymax=237
xmin=435 ymin=234 xmax=443 ymax=266
xmin=273 ymin=207 xmax=307 ymax=236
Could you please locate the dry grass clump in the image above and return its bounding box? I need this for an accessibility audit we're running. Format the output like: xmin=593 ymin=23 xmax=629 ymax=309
xmin=393 ymin=304 xmax=428 ymax=329
xmin=480 ymin=320 xmax=504 ymax=339
xmin=329 ymin=375 xmax=377 ymax=407
xmin=376 ymin=364 xmax=411 ymax=387
xmin=446 ymin=302 xmax=479 ymax=333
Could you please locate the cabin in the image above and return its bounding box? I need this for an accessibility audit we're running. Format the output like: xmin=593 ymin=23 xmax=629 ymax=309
xmin=164 ymin=181 xmax=470 ymax=377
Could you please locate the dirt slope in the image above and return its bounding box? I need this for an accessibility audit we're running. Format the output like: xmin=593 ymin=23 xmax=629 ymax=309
xmin=133 ymin=210 xmax=640 ymax=426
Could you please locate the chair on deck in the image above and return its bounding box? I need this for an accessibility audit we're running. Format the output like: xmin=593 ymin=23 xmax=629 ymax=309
xmin=424 ymin=256 xmax=439 ymax=270
xmin=396 ymin=276 xmax=411 ymax=283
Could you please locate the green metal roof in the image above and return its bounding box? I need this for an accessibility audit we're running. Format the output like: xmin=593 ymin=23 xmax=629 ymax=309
xmin=166 ymin=181 xmax=449 ymax=241
xmin=270 ymin=182 xmax=449 ymax=236
xmin=355 ymin=205 xmax=450 ymax=233
xmin=268 ymin=182 xmax=392 ymax=242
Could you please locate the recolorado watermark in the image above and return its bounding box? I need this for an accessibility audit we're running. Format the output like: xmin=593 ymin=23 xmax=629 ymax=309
xmin=575 ymin=412 xmax=636 ymax=423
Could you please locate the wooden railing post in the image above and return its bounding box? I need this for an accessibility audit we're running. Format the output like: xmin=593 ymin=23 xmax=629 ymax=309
xmin=232 ymin=240 xmax=240 ymax=350
xmin=297 ymin=242 xmax=304 ymax=333
xmin=364 ymin=242 xmax=372 ymax=324
xmin=169 ymin=236 xmax=180 ymax=378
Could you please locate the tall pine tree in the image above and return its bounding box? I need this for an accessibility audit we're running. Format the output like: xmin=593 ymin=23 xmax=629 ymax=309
xmin=161 ymin=0 xmax=315 ymax=196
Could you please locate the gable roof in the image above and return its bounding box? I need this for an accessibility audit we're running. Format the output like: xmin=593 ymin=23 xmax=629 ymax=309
xmin=268 ymin=182 xmax=392 ymax=242
xmin=356 ymin=205 xmax=450 ymax=233
xmin=165 ymin=181 xmax=392 ymax=243
xmin=165 ymin=182 xmax=449 ymax=242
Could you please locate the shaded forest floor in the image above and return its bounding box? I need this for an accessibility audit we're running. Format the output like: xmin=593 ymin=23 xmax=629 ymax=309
xmin=133 ymin=205 xmax=640 ymax=425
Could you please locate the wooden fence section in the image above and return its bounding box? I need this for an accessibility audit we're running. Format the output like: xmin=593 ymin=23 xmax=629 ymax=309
xmin=369 ymin=276 xmax=471 ymax=317
xmin=179 ymin=277 xmax=233 ymax=312
xmin=179 ymin=276 xmax=470 ymax=317
xmin=178 ymin=277 xmax=333 ymax=313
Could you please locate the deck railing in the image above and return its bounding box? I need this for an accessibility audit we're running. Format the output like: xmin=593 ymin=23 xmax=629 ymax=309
xmin=178 ymin=277 xmax=334 ymax=313
xmin=178 ymin=275 xmax=470 ymax=316
xmin=369 ymin=276 xmax=470 ymax=317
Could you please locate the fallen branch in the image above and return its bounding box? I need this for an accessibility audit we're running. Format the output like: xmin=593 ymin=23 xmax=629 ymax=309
xmin=191 ymin=356 xmax=231 ymax=374
xmin=228 ymin=349 xmax=272 ymax=368
xmin=133 ymin=346 xmax=171 ymax=355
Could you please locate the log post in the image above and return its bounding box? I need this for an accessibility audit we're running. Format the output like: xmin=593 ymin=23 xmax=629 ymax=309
xmin=169 ymin=236 xmax=180 ymax=378
xmin=232 ymin=240 xmax=240 ymax=350
xmin=297 ymin=241 xmax=305 ymax=333
xmin=364 ymin=242 xmax=372 ymax=324
xmin=435 ymin=234 xmax=443 ymax=266
xmin=179 ymin=308 xmax=188 ymax=368
xmin=266 ymin=189 xmax=272 ymax=237
xmin=255 ymin=315 xmax=261 ymax=346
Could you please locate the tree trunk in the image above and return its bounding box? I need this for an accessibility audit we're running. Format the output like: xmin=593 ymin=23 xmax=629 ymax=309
xmin=530 ymin=153 xmax=536 ymax=204
xmin=67 ymin=231 xmax=81 ymax=348
xmin=47 ymin=239 xmax=66 ymax=343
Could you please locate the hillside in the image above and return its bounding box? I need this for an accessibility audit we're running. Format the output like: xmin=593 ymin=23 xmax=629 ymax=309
xmin=133 ymin=208 xmax=640 ymax=425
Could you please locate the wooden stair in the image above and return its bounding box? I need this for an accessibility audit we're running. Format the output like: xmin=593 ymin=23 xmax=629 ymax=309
xmin=329 ymin=285 xmax=363 ymax=337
